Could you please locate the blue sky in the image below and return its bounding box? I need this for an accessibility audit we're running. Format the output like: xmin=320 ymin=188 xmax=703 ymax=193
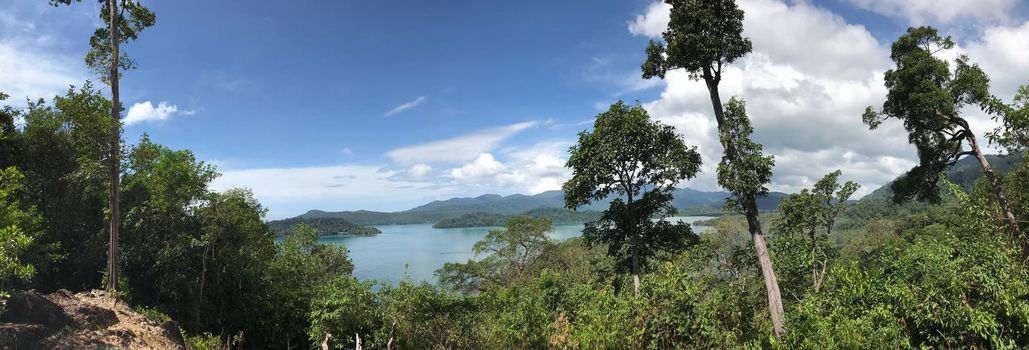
xmin=3 ymin=0 xmax=1028 ymax=218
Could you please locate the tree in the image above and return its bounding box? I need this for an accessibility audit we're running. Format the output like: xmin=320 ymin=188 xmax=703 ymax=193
xmin=0 ymin=167 xmax=41 ymax=292
xmin=640 ymin=0 xmax=786 ymax=336
xmin=563 ymin=101 xmax=701 ymax=295
xmin=774 ymin=170 xmax=858 ymax=296
xmin=19 ymin=84 xmax=114 ymax=291
xmin=50 ymin=0 xmax=156 ymax=293
xmin=863 ymin=26 xmax=1023 ymax=240
xmin=437 ymin=216 xmax=556 ymax=293
xmin=987 ymin=84 xmax=1029 ymax=155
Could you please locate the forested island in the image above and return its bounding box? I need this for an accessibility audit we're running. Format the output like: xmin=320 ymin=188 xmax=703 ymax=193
xmin=432 ymin=207 xmax=604 ymax=228
xmin=266 ymin=217 xmax=381 ymax=236
xmin=2 ymin=0 xmax=1029 ymax=349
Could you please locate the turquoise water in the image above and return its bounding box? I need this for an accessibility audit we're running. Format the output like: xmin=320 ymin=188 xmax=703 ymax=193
xmin=317 ymin=216 xmax=714 ymax=284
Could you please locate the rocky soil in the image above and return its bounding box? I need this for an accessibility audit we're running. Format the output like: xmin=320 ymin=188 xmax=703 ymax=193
xmin=0 ymin=289 xmax=186 ymax=350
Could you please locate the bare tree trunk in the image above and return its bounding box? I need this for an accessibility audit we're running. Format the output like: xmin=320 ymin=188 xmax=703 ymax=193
xmin=744 ymin=200 xmax=786 ymax=336
xmin=703 ymin=67 xmax=786 ymax=337
xmin=106 ymin=0 xmax=121 ymax=294
xmin=631 ymin=244 xmax=641 ymax=295
xmin=320 ymin=333 xmax=331 ymax=350
xmin=965 ymin=129 xmax=1023 ymax=240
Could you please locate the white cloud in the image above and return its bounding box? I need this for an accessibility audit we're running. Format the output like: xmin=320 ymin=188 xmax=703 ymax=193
xmin=0 ymin=6 xmax=86 ymax=105
xmin=628 ymin=1 xmax=671 ymax=38
xmin=124 ymin=101 xmax=194 ymax=125
xmin=408 ymin=163 xmax=433 ymax=178
xmin=385 ymin=121 xmax=538 ymax=165
xmin=447 ymin=141 xmax=573 ymax=195
xmin=630 ymin=0 xmax=913 ymax=196
xmin=211 ymin=165 xmax=455 ymax=219
xmin=846 ymin=0 xmax=1017 ymax=25
xmin=962 ymin=21 xmax=1029 ymax=97
xmin=450 ymin=153 xmax=504 ymax=182
xmin=384 ymin=96 xmax=426 ymax=117
xmin=340 ymin=148 xmax=354 ymax=156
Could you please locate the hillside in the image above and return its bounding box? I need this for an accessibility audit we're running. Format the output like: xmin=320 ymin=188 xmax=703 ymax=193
xmin=0 ymin=290 xmax=187 ymax=349
xmin=267 ymin=216 xmax=382 ymax=236
xmin=297 ymin=187 xmax=785 ymax=226
xmin=839 ymin=153 xmax=1023 ymax=229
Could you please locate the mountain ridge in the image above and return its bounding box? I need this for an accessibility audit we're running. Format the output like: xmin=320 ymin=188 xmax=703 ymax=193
xmin=293 ymin=187 xmax=787 ymax=226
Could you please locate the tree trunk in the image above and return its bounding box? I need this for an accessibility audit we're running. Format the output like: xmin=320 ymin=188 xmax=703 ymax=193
xmin=703 ymin=66 xmax=786 ymax=337
xmin=965 ymin=128 xmax=1023 ymax=240
xmin=106 ymin=0 xmax=121 ymax=294
xmin=631 ymin=244 xmax=641 ymax=295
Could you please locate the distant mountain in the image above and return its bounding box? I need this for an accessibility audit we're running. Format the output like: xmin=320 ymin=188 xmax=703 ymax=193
xmin=839 ymin=152 xmax=1023 ymax=229
xmin=293 ymin=187 xmax=786 ymax=226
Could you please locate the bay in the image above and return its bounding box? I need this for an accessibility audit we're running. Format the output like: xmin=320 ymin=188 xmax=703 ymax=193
xmin=316 ymin=216 xmax=715 ymax=284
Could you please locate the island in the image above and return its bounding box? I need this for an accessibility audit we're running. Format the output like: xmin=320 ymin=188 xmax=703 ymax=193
xmin=432 ymin=207 xmax=604 ymax=228
xmin=267 ymin=217 xmax=381 ymax=236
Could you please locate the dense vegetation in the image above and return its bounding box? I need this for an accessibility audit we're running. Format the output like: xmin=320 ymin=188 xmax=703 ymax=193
xmin=2 ymin=0 xmax=1028 ymax=349
xmin=432 ymin=208 xmax=603 ymax=229
xmin=267 ymin=217 xmax=381 ymax=236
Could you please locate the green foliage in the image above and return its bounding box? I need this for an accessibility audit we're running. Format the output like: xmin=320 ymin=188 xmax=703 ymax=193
xmin=437 ymin=216 xmax=556 ymax=293
xmin=717 ymin=97 xmax=774 ymax=213
xmin=863 ymin=26 xmax=1006 ymax=203
xmin=265 ymin=224 xmax=354 ymax=348
xmin=0 ymin=167 xmax=40 ymax=289
xmin=773 ymin=170 xmax=859 ymax=298
xmin=563 ymin=101 xmax=702 ymax=289
xmin=16 ymin=84 xmax=115 ymax=291
xmin=184 ymin=332 xmax=236 ymax=350
xmin=135 ymin=305 xmax=172 ymax=323
xmin=783 ymin=183 xmax=1029 ymax=348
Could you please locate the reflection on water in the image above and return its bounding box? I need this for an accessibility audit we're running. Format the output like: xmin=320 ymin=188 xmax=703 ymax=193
xmin=317 ymin=216 xmax=713 ymax=284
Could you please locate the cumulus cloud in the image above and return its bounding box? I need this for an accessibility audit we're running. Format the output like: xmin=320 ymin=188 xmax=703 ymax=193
xmin=846 ymin=0 xmax=1018 ymax=25
xmin=385 ymin=121 xmax=538 ymax=165
xmin=448 ymin=141 xmax=573 ymax=194
xmin=384 ymin=96 xmax=426 ymax=117
xmin=629 ymin=0 xmax=938 ymax=197
xmin=627 ymin=0 xmax=1029 ymax=198
xmin=962 ymin=22 xmax=1029 ymax=97
xmin=628 ymin=1 xmax=671 ymax=38
xmin=123 ymin=101 xmax=195 ymax=125
xmin=211 ymin=165 xmax=455 ymax=219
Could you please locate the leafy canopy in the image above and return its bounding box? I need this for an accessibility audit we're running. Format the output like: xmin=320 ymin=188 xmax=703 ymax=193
xmin=563 ymin=101 xmax=702 ymax=275
xmin=641 ymin=0 xmax=752 ymax=81
xmin=716 ymin=97 xmax=774 ymax=213
xmin=862 ymin=26 xmax=1007 ymax=203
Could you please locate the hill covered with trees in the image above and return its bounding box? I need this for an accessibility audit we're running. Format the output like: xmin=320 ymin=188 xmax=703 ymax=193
xmin=431 ymin=207 xmax=604 ymax=228
xmin=266 ymin=217 xmax=381 ymax=236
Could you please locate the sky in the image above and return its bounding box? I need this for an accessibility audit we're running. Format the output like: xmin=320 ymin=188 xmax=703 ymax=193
xmin=2 ymin=0 xmax=1028 ymax=219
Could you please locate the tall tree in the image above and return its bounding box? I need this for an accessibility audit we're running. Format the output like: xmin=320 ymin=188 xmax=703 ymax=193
xmin=774 ymin=170 xmax=858 ymax=295
xmin=50 ymin=0 xmax=156 ymax=292
xmin=563 ymin=101 xmax=702 ymax=295
xmin=640 ymin=0 xmax=786 ymax=336
xmin=863 ymin=26 xmax=1023 ymax=239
